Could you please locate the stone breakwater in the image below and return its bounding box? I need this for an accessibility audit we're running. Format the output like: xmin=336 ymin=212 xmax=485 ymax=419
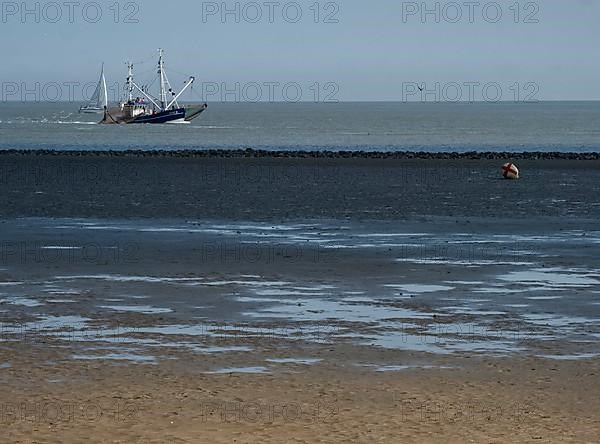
xmin=0 ymin=149 xmax=599 ymax=160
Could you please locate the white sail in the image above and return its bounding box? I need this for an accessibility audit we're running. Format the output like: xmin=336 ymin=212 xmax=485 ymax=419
xmin=80 ymin=64 xmax=107 ymax=113
xmin=100 ymin=69 xmax=108 ymax=108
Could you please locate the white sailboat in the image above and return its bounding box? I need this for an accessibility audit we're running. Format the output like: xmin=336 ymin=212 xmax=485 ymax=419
xmin=80 ymin=64 xmax=108 ymax=113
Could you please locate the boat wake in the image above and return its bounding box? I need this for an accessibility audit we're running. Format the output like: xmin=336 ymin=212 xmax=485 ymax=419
xmin=58 ymin=121 xmax=98 ymax=125
xmin=2 ymin=118 xmax=97 ymax=125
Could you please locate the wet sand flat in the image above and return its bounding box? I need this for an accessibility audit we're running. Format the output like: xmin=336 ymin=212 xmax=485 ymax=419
xmin=1 ymin=152 xmax=600 ymax=220
xmin=1 ymin=152 xmax=600 ymax=442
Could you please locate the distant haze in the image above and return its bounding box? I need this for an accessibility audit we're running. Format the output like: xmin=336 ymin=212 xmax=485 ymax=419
xmin=0 ymin=0 xmax=599 ymax=101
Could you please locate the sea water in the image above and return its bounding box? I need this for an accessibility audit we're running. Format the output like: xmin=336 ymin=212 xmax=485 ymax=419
xmin=0 ymin=101 xmax=599 ymax=152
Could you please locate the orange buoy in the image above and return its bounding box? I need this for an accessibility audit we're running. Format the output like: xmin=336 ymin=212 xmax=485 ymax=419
xmin=502 ymin=163 xmax=520 ymax=180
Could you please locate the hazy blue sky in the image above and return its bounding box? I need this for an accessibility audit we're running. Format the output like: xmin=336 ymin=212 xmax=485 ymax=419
xmin=1 ymin=0 xmax=599 ymax=101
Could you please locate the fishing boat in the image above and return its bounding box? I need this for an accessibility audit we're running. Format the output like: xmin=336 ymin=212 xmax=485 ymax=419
xmin=101 ymin=49 xmax=207 ymax=124
xmin=80 ymin=64 xmax=108 ymax=113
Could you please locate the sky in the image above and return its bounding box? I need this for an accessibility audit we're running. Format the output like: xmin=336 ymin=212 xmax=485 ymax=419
xmin=0 ymin=0 xmax=599 ymax=101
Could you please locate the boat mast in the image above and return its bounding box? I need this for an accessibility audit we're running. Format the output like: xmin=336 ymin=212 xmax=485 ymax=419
xmin=158 ymin=48 xmax=167 ymax=111
xmin=126 ymin=70 xmax=163 ymax=110
xmin=126 ymin=62 xmax=134 ymax=102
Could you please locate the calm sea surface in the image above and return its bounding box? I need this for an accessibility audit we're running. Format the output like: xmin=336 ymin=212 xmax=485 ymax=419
xmin=0 ymin=101 xmax=598 ymax=152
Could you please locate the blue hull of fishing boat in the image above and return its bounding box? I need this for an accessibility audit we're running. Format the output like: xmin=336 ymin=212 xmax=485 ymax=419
xmin=129 ymin=108 xmax=186 ymax=124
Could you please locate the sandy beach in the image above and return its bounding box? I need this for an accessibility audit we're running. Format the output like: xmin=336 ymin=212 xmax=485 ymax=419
xmin=1 ymin=152 xmax=600 ymax=443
